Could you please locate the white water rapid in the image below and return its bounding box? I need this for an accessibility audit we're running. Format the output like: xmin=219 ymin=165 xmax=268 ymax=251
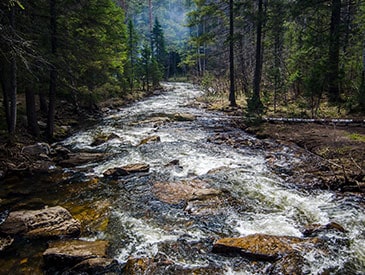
xmin=62 ymin=82 xmax=365 ymax=274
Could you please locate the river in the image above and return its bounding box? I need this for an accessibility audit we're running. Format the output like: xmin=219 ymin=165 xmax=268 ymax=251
xmin=1 ymin=82 xmax=364 ymax=274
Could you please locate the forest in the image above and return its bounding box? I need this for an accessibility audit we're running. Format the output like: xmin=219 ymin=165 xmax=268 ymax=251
xmin=1 ymin=0 xmax=365 ymax=140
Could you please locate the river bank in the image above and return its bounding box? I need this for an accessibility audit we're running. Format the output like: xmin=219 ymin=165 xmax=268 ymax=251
xmin=245 ymin=121 xmax=365 ymax=193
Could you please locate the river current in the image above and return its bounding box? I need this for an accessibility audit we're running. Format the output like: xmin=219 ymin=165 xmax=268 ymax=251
xmin=60 ymin=82 xmax=365 ymax=274
xmin=1 ymin=82 xmax=363 ymax=274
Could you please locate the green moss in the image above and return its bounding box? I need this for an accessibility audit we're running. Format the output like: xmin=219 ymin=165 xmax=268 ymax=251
xmin=347 ymin=133 xmax=365 ymax=142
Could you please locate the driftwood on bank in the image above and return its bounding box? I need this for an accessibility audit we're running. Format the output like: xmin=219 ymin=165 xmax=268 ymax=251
xmin=264 ymin=117 xmax=364 ymax=125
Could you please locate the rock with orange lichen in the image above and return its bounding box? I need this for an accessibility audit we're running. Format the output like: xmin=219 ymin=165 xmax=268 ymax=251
xmin=212 ymin=234 xmax=321 ymax=261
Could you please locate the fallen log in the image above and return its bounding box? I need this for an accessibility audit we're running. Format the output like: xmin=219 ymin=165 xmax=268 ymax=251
xmin=264 ymin=117 xmax=364 ymax=126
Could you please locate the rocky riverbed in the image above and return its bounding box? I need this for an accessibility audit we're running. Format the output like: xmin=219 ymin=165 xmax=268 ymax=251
xmin=0 ymin=83 xmax=364 ymax=274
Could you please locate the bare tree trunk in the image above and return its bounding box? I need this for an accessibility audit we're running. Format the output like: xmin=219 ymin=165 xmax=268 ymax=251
xmin=47 ymin=0 xmax=57 ymax=140
xmin=229 ymin=0 xmax=236 ymax=107
xmin=249 ymin=0 xmax=264 ymax=114
xmin=25 ymin=88 xmax=40 ymax=137
xmin=148 ymin=0 xmax=153 ymax=33
xmin=328 ymin=0 xmax=341 ymax=103
xmin=0 ymin=62 xmax=11 ymax=130
xmin=359 ymin=34 xmax=365 ymax=110
xmin=39 ymin=87 xmax=48 ymax=114
xmin=9 ymin=7 xmax=17 ymax=136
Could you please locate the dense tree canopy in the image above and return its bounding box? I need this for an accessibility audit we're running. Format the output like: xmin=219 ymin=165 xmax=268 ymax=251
xmin=0 ymin=0 xmax=364 ymax=140
xmin=185 ymin=0 xmax=365 ymax=116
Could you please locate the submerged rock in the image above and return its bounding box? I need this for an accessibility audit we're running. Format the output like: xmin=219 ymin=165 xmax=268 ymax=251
xmin=124 ymin=257 xmax=156 ymax=274
xmin=43 ymin=239 xmax=109 ymax=269
xmin=212 ymin=234 xmax=321 ymax=261
xmin=0 ymin=206 xmax=81 ymax=238
xmin=267 ymin=253 xmax=305 ymax=275
xmin=302 ymin=221 xmax=346 ymax=237
xmin=124 ymin=255 xmax=223 ymax=275
xmin=70 ymin=257 xmax=121 ymax=274
xmin=138 ymin=135 xmax=161 ymax=145
xmin=103 ymin=163 xmax=150 ymax=178
xmin=172 ymin=113 xmax=196 ymax=121
xmin=59 ymin=152 xmax=107 ymax=167
xmin=91 ymin=133 xmax=119 ymax=147
xmin=185 ymin=195 xmax=223 ymax=216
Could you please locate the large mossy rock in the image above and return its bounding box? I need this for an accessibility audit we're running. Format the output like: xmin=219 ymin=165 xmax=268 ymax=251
xmin=0 ymin=206 xmax=81 ymax=238
xmin=212 ymin=234 xmax=321 ymax=261
xmin=43 ymin=239 xmax=109 ymax=269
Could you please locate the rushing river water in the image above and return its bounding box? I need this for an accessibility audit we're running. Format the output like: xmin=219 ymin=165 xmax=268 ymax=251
xmin=1 ymin=82 xmax=364 ymax=274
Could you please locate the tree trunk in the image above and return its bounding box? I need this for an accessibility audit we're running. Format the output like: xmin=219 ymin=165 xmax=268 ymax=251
xmin=25 ymin=88 xmax=40 ymax=137
xmin=249 ymin=0 xmax=264 ymax=114
xmin=359 ymin=34 xmax=365 ymax=110
xmin=39 ymin=87 xmax=48 ymax=114
xmin=47 ymin=0 xmax=57 ymax=140
xmin=328 ymin=0 xmax=341 ymax=103
xmin=148 ymin=0 xmax=153 ymax=33
xmin=9 ymin=7 xmax=17 ymax=136
xmin=0 ymin=60 xmax=11 ymax=131
xmin=128 ymin=20 xmax=134 ymax=92
xmin=229 ymin=0 xmax=237 ymax=107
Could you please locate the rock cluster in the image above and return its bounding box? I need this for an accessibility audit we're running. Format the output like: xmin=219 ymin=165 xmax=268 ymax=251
xmin=0 ymin=206 xmax=114 ymax=273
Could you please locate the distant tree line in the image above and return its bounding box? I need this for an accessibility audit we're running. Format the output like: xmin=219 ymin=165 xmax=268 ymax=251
xmin=184 ymin=0 xmax=365 ymax=116
xmin=3 ymin=0 xmax=362 ymax=141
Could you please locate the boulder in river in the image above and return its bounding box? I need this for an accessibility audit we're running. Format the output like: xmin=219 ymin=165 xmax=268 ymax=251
xmin=153 ymin=180 xmax=224 ymax=215
xmin=91 ymin=133 xmax=119 ymax=147
xmin=302 ymin=221 xmax=346 ymax=237
xmin=103 ymin=163 xmax=150 ymax=178
xmin=138 ymin=135 xmax=161 ymax=145
xmin=212 ymin=234 xmax=321 ymax=261
xmin=172 ymin=113 xmax=196 ymax=121
xmin=43 ymin=239 xmax=109 ymax=269
xmin=0 ymin=206 xmax=81 ymax=238
xmin=153 ymin=180 xmax=222 ymax=204
xmin=59 ymin=152 xmax=107 ymax=167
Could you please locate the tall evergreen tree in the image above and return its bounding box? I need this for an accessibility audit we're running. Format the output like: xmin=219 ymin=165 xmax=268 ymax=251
xmin=152 ymin=18 xmax=167 ymax=78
